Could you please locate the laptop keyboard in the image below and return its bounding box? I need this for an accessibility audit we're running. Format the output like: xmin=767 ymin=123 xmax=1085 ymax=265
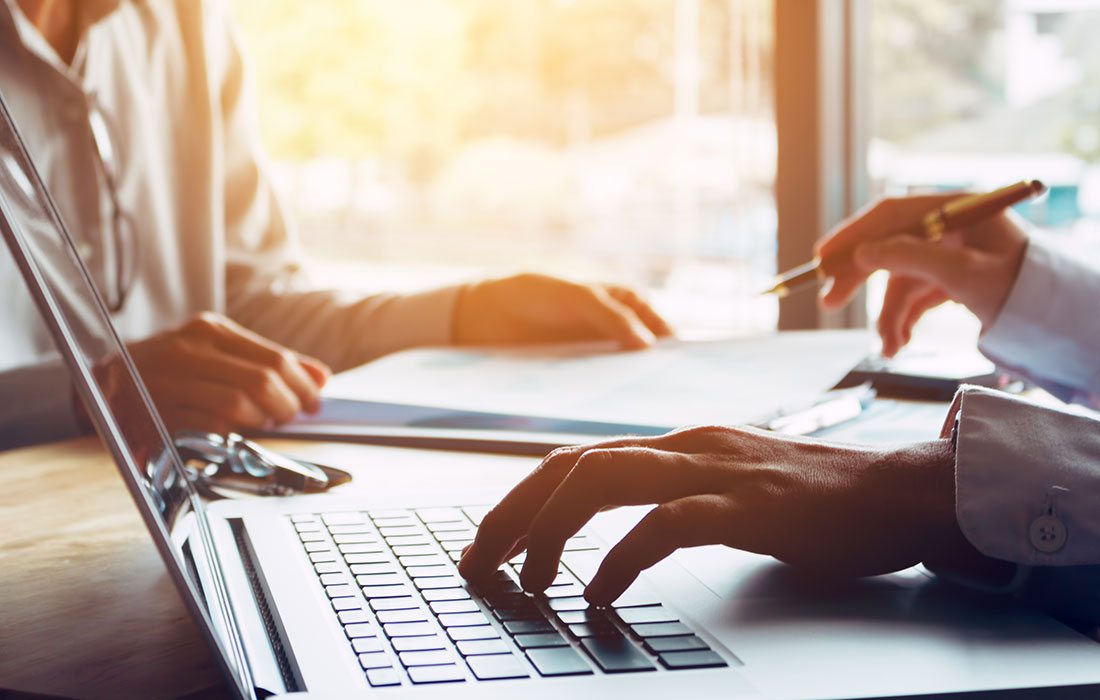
xmin=291 ymin=506 xmax=727 ymax=687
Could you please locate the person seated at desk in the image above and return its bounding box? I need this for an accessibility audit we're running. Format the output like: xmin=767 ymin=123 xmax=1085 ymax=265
xmin=460 ymin=194 xmax=1100 ymax=627
xmin=0 ymin=0 xmax=671 ymax=450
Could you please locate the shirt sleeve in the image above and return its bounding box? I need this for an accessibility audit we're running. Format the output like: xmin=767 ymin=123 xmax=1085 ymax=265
xmin=945 ymin=385 xmax=1100 ymax=567
xmin=979 ymin=238 xmax=1100 ymax=406
xmin=0 ymin=358 xmax=82 ymax=450
xmin=209 ymin=7 xmax=460 ymax=372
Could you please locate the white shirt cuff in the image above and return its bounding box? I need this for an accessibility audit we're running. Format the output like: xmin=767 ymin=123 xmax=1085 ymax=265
xmin=947 ymin=385 xmax=1100 ymax=566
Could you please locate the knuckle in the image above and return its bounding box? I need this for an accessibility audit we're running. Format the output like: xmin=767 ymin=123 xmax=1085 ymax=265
xmin=226 ymin=391 xmax=255 ymax=421
xmin=183 ymin=312 xmax=219 ymax=336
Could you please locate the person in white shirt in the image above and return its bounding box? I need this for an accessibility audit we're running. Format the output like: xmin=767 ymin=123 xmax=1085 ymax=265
xmin=460 ymin=193 xmax=1100 ymax=626
xmin=0 ymin=0 xmax=672 ymax=449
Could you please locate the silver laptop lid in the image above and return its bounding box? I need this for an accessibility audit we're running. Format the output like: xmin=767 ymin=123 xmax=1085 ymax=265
xmin=0 ymin=89 xmax=254 ymax=699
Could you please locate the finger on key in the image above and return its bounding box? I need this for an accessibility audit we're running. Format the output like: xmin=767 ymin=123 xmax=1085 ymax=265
xmin=520 ymin=447 xmax=708 ymax=594
xmin=585 ymin=493 xmax=741 ymax=606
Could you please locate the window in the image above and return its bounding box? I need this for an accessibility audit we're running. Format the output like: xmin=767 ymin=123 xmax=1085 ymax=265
xmin=868 ymin=0 xmax=1100 ymax=348
xmin=229 ymin=1 xmax=776 ymax=337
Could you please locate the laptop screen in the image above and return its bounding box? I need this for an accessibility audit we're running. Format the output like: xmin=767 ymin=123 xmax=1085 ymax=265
xmin=0 ymin=91 xmax=253 ymax=698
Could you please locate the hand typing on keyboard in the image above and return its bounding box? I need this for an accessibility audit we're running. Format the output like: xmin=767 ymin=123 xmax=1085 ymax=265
xmin=459 ymin=426 xmax=980 ymax=606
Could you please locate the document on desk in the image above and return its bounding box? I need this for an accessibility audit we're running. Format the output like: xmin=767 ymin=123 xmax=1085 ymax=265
xmin=269 ymin=331 xmax=870 ymax=445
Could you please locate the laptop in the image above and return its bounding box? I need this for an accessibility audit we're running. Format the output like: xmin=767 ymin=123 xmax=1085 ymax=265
xmin=5 ymin=90 xmax=1100 ymax=700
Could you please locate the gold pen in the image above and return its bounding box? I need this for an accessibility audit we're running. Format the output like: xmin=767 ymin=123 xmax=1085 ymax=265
xmin=762 ymin=179 xmax=1049 ymax=298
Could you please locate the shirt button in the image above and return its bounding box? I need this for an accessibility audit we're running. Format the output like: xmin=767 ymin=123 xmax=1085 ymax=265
xmin=75 ymin=241 xmax=93 ymax=262
xmin=1029 ymin=515 xmax=1067 ymax=554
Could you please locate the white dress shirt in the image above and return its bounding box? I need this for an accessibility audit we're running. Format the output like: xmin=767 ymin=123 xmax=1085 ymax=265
xmin=944 ymin=237 xmax=1100 ymax=580
xmin=0 ymin=0 xmax=459 ymax=449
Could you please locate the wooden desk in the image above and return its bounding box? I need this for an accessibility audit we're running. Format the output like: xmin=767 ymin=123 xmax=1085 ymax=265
xmin=0 ymin=437 xmax=226 ymax=699
xmin=0 ymin=436 xmax=535 ymax=700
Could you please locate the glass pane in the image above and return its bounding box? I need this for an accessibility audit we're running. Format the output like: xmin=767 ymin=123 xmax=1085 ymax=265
xmin=869 ymin=1 xmax=1100 ymax=349
xmin=230 ymin=0 xmax=776 ymax=336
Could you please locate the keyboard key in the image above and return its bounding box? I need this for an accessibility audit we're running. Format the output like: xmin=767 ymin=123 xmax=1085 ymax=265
xmin=493 ymin=604 xmax=543 ymax=621
xmin=422 ymin=588 xmax=470 ymax=602
xmin=428 ymin=521 xmax=472 ymax=533
xmin=295 ymin=521 xmax=323 ymax=532
xmin=567 ymin=623 xmax=618 ymax=638
xmin=350 ymin=563 xmax=398 ymax=576
xmin=384 ymin=621 xmax=438 ymax=637
xmin=331 ymin=598 xmax=361 ymax=612
xmin=356 ymin=573 xmax=405 ymax=587
xmin=377 ymin=609 xmax=430 ymax=624
xmin=314 ymin=562 xmax=342 ymax=574
xmin=544 ymin=584 xmax=586 ymax=599
xmin=400 ymin=650 xmax=457 ymax=667
xmin=437 ymin=612 xmax=491 ymax=628
xmin=338 ymin=610 xmax=372 ymax=624
xmin=439 ymin=539 xmax=474 ymax=552
xmin=430 ymin=599 xmax=480 ymax=615
xmin=449 ymin=551 xmax=463 ymax=562
xmin=309 ymin=551 xmax=338 ymax=563
xmin=658 ymin=650 xmax=727 ymax=670
xmin=290 ymin=513 xmax=318 ymax=523
xmin=414 ymin=576 xmax=463 ymax=590
xmin=365 ymin=667 xmax=402 ymax=687
xmin=557 ymin=609 xmax=609 ymax=625
xmin=352 ymin=637 xmax=385 ymax=653
xmin=400 ymin=554 xmax=448 ymax=567
xmin=526 ymin=647 xmax=593 ymax=677
xmin=643 ymin=635 xmax=710 ymax=654
xmin=408 ymin=664 xmax=465 ymax=684
xmin=616 ymin=606 xmax=679 ymax=625
xmin=379 ymin=525 xmax=421 ymax=537
xmin=325 ymin=584 xmax=357 ymax=598
xmin=416 ymin=507 xmax=465 ymax=523
xmin=550 ymin=571 xmax=580 ymax=587
xmin=319 ymin=573 xmax=351 ymax=586
xmin=339 ymin=543 xmax=385 ymax=554
xmin=298 ymin=531 xmax=326 ymax=542
xmin=462 ymin=506 xmax=491 ymax=525
xmin=303 ymin=541 xmax=331 ymax=553
xmin=580 ymin=637 xmax=655 ymax=673
xmin=609 ymin=587 xmax=661 ymax=609
xmin=504 ymin=619 xmax=555 ymax=635
xmin=561 ymin=551 xmax=602 ymax=584
xmin=457 ymin=639 xmax=511 ymax=656
xmin=392 ymin=635 xmax=446 ymax=652
xmin=405 ymin=565 xmax=453 ymax=578
xmin=334 ymin=533 xmax=378 ymax=544
xmin=546 ymin=596 xmax=590 ymax=613
xmin=344 ymin=623 xmax=376 ymax=638
xmin=467 ymin=653 xmax=530 ymax=680
xmin=358 ymin=651 xmax=391 ymax=670
xmin=369 ymin=508 xmax=412 ymax=520
xmin=393 ymin=545 xmax=437 ymax=557
xmin=513 ymin=632 xmax=568 ymax=649
xmin=386 ymin=535 xmax=433 ymax=547
xmin=564 ymin=535 xmax=598 ymax=552
xmin=447 ymin=626 xmax=500 ymax=642
xmin=370 ymin=596 xmax=419 ymax=612
xmin=632 ymin=622 xmax=693 ymax=638
xmin=323 ymin=512 xmax=367 ymax=526
xmin=343 ymin=552 xmax=390 ymax=564
xmin=362 ymin=585 xmax=413 ymax=599
xmin=327 ymin=523 xmax=372 ymax=534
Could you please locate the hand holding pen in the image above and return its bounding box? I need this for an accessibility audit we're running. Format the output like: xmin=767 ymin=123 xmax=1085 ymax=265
xmin=767 ymin=181 xmax=1045 ymax=357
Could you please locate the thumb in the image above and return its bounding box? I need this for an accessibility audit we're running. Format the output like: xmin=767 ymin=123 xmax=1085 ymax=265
xmin=855 ymin=238 xmax=969 ymax=290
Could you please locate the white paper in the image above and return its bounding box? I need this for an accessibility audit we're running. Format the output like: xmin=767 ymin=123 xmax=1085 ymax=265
xmin=323 ymin=331 xmax=870 ymax=429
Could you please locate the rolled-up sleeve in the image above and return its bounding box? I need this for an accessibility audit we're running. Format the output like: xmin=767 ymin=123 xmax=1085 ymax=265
xmin=979 ymin=239 xmax=1100 ymax=405
xmin=945 ymin=385 xmax=1100 ymax=566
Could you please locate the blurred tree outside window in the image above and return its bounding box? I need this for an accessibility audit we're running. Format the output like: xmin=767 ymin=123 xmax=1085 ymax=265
xmin=230 ymin=0 xmax=775 ymax=337
xmin=870 ymin=0 xmax=1100 ymax=352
